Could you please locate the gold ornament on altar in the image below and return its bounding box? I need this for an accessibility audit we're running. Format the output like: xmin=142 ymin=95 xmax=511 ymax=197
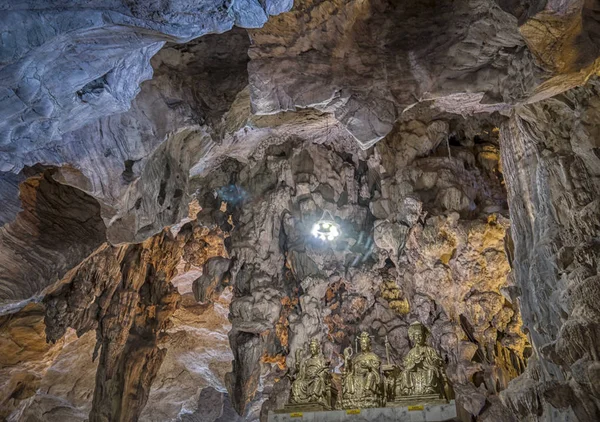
xmin=287 ymin=339 xmax=336 ymax=411
xmin=341 ymin=331 xmax=384 ymax=409
xmin=386 ymin=322 xmax=450 ymax=406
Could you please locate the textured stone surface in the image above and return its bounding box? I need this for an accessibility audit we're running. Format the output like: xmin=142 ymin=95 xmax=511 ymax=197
xmin=0 ymin=28 xmax=251 ymax=307
xmin=42 ymin=222 xmax=229 ymax=422
xmin=0 ymin=222 xmax=236 ymax=421
xmin=0 ymin=170 xmax=106 ymax=306
xmin=496 ymin=0 xmax=600 ymax=73
xmin=247 ymin=0 xmax=600 ymax=147
xmin=500 ymin=79 xmax=600 ymax=422
xmin=0 ymin=1 xmax=292 ymax=174
xmin=0 ymin=303 xmax=68 ymax=420
xmin=0 ymin=2 xmax=599 ymax=421
xmin=0 ymin=294 xmax=247 ymax=422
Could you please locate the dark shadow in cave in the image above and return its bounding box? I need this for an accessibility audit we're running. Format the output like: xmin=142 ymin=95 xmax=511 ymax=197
xmin=0 ymin=167 xmax=106 ymax=308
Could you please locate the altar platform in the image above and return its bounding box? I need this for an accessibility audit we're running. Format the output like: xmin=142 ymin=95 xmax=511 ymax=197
xmin=268 ymin=400 xmax=457 ymax=422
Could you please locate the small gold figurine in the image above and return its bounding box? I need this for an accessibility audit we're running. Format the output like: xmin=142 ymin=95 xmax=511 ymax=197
xmin=288 ymin=338 xmax=334 ymax=410
xmin=388 ymin=322 xmax=449 ymax=406
xmin=341 ymin=331 xmax=384 ymax=409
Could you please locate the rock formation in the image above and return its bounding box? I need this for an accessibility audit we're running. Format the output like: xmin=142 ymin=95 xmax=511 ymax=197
xmin=247 ymin=0 xmax=600 ymax=146
xmin=500 ymin=80 xmax=600 ymax=421
xmin=0 ymin=1 xmax=599 ymax=421
xmin=0 ymin=0 xmax=292 ymax=174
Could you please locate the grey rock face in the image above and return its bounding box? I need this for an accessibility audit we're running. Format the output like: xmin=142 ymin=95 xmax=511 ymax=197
xmin=180 ymin=387 xmax=248 ymax=422
xmin=0 ymin=171 xmax=24 ymax=227
xmin=194 ymin=257 xmax=232 ymax=303
xmin=0 ymin=2 xmax=598 ymax=421
xmin=0 ymin=170 xmax=106 ymax=306
xmin=0 ymin=1 xmax=292 ymax=173
xmin=500 ymin=79 xmax=600 ymax=422
xmin=248 ymin=0 xmax=522 ymax=146
xmin=0 ymin=28 xmax=254 ymax=307
xmin=246 ymin=0 xmax=599 ymax=147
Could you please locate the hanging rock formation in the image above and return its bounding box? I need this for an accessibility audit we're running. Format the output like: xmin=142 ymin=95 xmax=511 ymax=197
xmin=0 ymin=0 xmax=293 ymax=174
xmin=247 ymin=0 xmax=600 ymax=147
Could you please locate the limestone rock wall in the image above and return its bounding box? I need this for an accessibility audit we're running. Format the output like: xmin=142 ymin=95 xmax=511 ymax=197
xmin=0 ymin=170 xmax=107 ymax=305
xmin=500 ymin=79 xmax=600 ymax=422
xmin=0 ymin=221 xmax=240 ymax=421
xmin=0 ymin=28 xmax=252 ymax=308
xmin=0 ymin=27 xmax=356 ymax=310
xmin=0 ymin=2 xmax=598 ymax=421
xmin=0 ymin=1 xmax=292 ymax=174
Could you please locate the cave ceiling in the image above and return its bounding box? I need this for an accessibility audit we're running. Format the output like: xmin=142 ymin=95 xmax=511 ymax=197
xmin=1 ymin=1 xmax=599 ymax=422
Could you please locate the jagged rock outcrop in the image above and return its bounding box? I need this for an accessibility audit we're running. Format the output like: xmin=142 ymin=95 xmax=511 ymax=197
xmin=500 ymin=79 xmax=600 ymax=422
xmin=0 ymin=27 xmax=355 ymax=309
xmin=1 ymin=221 xmax=234 ymax=421
xmin=0 ymin=170 xmax=106 ymax=305
xmin=41 ymin=222 xmax=227 ymax=421
xmin=0 ymin=28 xmax=251 ymax=308
xmin=0 ymin=303 xmax=71 ymax=420
xmin=496 ymin=0 xmax=600 ymax=75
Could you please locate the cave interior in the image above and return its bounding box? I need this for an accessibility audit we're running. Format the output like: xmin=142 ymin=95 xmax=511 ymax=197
xmin=1 ymin=1 xmax=600 ymax=421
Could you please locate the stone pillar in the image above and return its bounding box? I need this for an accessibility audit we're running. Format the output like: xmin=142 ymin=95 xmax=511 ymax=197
xmin=500 ymin=81 xmax=600 ymax=421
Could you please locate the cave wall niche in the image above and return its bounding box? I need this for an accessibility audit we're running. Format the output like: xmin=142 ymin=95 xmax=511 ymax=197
xmin=0 ymin=167 xmax=107 ymax=307
xmin=190 ymin=109 xmax=529 ymax=420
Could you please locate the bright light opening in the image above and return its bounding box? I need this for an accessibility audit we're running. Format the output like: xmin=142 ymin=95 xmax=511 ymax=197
xmin=311 ymin=219 xmax=340 ymax=241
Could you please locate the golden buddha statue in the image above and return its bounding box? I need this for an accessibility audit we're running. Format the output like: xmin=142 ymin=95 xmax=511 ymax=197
xmin=390 ymin=322 xmax=448 ymax=405
xmin=341 ymin=331 xmax=383 ymax=409
xmin=288 ymin=339 xmax=334 ymax=410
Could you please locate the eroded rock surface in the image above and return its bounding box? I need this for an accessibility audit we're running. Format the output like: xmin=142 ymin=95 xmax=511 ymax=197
xmin=0 ymin=2 xmax=599 ymax=422
xmin=500 ymin=79 xmax=600 ymax=422
xmin=0 ymin=1 xmax=292 ymax=174
xmin=0 ymin=170 xmax=106 ymax=305
xmin=247 ymin=0 xmax=600 ymax=146
xmin=1 ymin=221 xmax=237 ymax=421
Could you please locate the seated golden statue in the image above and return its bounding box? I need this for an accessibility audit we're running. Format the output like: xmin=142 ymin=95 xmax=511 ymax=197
xmin=392 ymin=322 xmax=448 ymax=404
xmin=341 ymin=331 xmax=383 ymax=409
xmin=288 ymin=339 xmax=333 ymax=409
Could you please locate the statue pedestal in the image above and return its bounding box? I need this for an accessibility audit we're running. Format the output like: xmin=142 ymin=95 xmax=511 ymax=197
xmin=280 ymin=403 xmax=332 ymax=413
xmin=386 ymin=394 xmax=447 ymax=408
xmin=268 ymin=400 xmax=457 ymax=421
